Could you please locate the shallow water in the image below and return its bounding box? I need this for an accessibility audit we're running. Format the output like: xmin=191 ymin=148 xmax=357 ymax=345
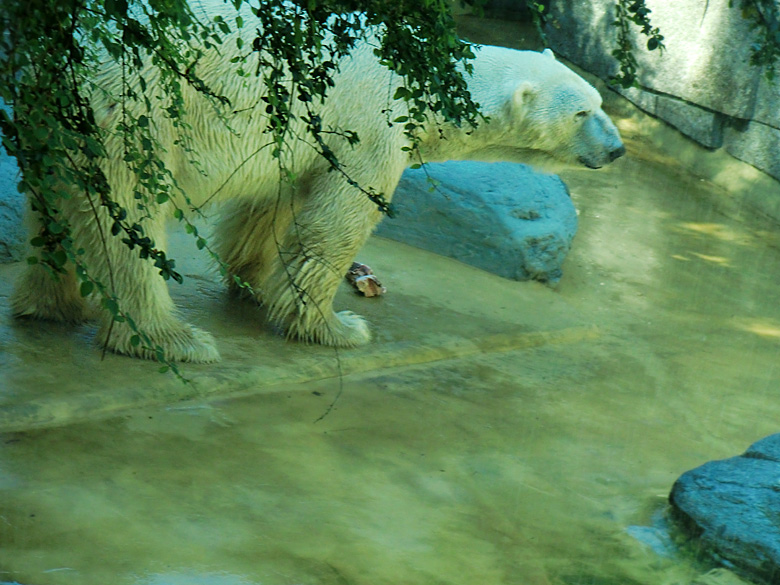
xmin=2 ymin=20 xmax=780 ymax=585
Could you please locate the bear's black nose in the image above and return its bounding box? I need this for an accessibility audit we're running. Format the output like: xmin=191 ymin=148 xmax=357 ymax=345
xmin=609 ymin=145 xmax=626 ymax=162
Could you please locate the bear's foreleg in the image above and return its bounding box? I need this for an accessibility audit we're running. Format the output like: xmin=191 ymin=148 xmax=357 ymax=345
xmin=70 ymin=201 xmax=220 ymax=363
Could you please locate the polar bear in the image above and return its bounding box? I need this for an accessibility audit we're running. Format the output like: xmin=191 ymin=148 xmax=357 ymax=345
xmin=11 ymin=1 xmax=624 ymax=362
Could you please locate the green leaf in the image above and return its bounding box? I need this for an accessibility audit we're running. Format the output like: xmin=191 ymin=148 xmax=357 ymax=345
xmin=48 ymin=221 xmax=65 ymax=235
xmin=80 ymin=280 xmax=94 ymax=297
xmin=52 ymin=249 xmax=67 ymax=268
xmin=393 ymin=87 xmax=410 ymax=100
xmin=103 ymin=297 xmax=119 ymax=315
xmin=105 ymin=0 xmax=128 ymax=17
xmin=33 ymin=126 xmax=49 ymax=141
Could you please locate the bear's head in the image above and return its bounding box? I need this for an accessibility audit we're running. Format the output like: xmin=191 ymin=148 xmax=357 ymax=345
xmin=467 ymin=48 xmax=625 ymax=170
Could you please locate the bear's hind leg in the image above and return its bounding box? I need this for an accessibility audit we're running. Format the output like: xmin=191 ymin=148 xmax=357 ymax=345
xmin=11 ymin=260 xmax=90 ymax=323
xmin=212 ymin=197 xmax=296 ymax=304
xmin=11 ymin=204 xmax=89 ymax=323
xmin=260 ymin=182 xmax=380 ymax=347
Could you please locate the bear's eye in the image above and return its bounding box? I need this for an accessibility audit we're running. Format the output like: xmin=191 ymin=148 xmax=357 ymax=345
xmin=575 ymin=110 xmax=589 ymax=120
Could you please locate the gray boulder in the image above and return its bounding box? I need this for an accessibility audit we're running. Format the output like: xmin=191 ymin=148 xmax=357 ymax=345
xmin=376 ymin=161 xmax=577 ymax=283
xmin=669 ymin=433 xmax=780 ymax=584
xmin=0 ymin=99 xmax=23 ymax=263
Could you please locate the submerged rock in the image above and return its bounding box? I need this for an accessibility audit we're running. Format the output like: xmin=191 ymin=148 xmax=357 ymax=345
xmin=669 ymin=433 xmax=780 ymax=584
xmin=376 ymin=161 xmax=577 ymax=284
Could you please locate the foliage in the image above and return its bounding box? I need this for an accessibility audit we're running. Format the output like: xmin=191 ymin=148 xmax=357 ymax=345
xmin=732 ymin=0 xmax=780 ymax=79
xmin=609 ymin=0 xmax=665 ymax=88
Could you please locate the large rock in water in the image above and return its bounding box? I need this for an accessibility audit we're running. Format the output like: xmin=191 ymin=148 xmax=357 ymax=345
xmin=0 ymin=158 xmax=23 ymax=263
xmin=0 ymin=100 xmax=24 ymax=263
xmin=376 ymin=162 xmax=577 ymax=283
xmin=669 ymin=433 xmax=780 ymax=583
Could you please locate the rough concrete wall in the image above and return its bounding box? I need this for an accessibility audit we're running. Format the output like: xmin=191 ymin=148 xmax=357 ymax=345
xmin=544 ymin=0 xmax=780 ymax=182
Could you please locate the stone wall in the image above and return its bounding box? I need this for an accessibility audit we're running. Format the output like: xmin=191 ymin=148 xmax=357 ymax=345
xmin=544 ymin=0 xmax=780 ymax=183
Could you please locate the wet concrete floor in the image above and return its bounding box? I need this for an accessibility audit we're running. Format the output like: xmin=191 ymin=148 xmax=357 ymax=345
xmin=2 ymin=19 xmax=780 ymax=585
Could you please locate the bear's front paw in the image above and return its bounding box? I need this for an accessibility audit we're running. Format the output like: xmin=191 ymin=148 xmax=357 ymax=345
xmin=100 ymin=321 xmax=221 ymax=363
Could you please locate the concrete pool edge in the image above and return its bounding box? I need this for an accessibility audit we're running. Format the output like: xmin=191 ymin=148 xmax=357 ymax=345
xmin=0 ymin=325 xmax=599 ymax=434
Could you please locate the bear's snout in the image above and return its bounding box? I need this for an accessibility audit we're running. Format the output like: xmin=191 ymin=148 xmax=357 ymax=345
xmin=573 ymin=110 xmax=625 ymax=169
xmin=609 ymin=144 xmax=626 ymax=162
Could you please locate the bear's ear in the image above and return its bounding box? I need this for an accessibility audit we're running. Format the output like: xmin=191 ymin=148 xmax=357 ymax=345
xmin=512 ymin=81 xmax=536 ymax=110
xmin=542 ymin=48 xmax=556 ymax=60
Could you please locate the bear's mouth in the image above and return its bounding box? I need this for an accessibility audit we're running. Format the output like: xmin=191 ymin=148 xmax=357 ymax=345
xmin=578 ymin=156 xmax=603 ymax=170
